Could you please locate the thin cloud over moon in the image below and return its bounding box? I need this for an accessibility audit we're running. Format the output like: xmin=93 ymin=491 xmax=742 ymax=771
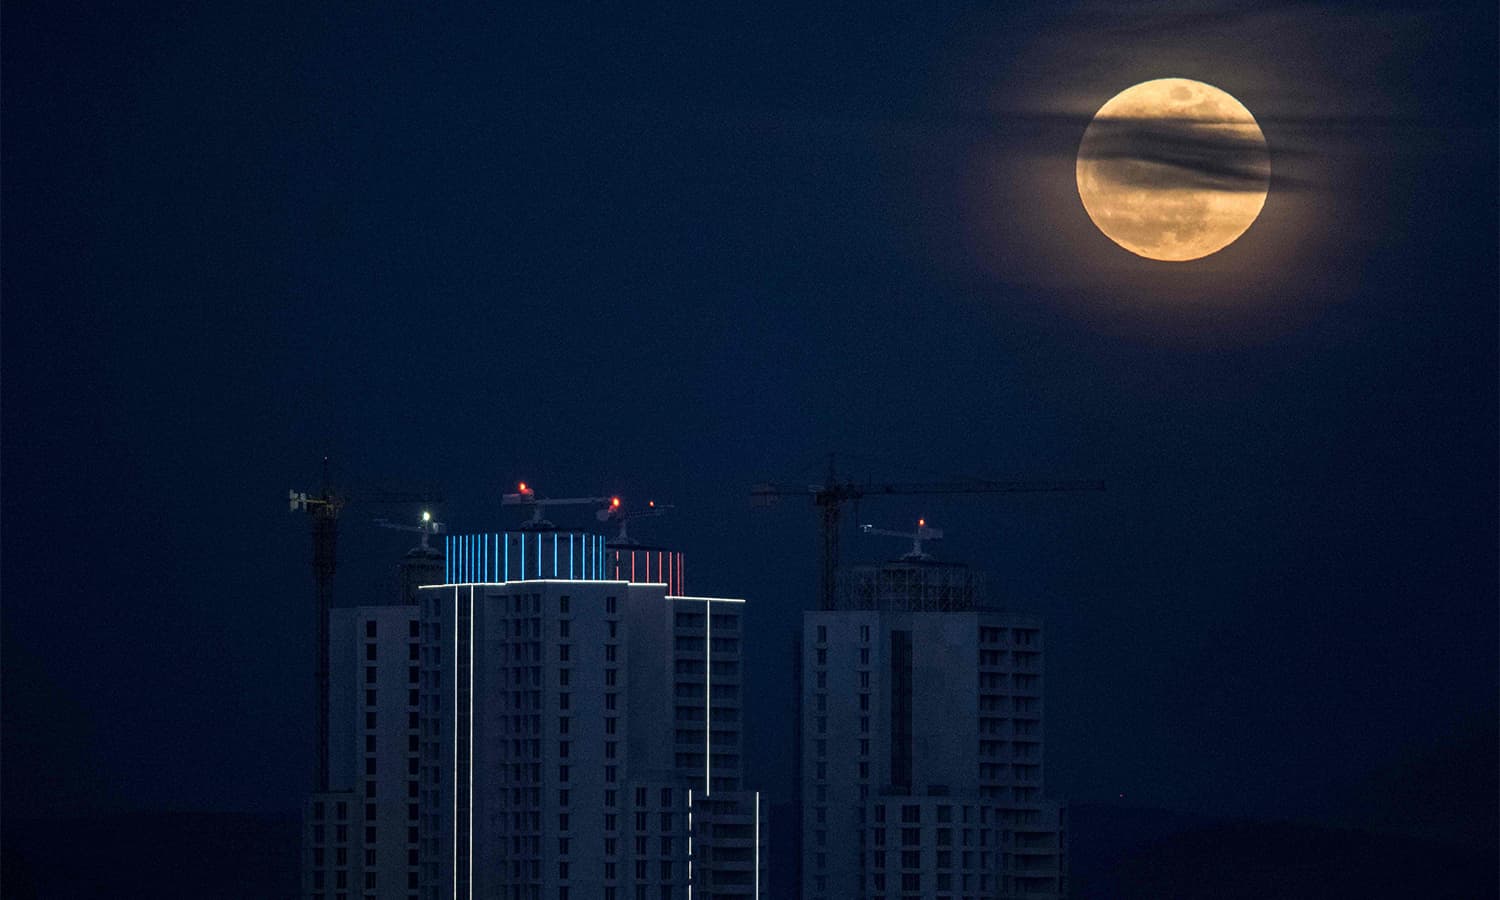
xmin=1077 ymin=116 xmax=1274 ymax=192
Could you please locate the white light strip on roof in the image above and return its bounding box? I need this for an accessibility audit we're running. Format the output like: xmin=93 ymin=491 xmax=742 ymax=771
xmin=417 ymin=579 xmax=637 ymax=589
xmin=667 ymin=595 xmax=747 ymax=604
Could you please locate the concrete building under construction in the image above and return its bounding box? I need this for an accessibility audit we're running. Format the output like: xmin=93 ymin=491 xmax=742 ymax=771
xmin=799 ymin=526 xmax=1067 ymax=900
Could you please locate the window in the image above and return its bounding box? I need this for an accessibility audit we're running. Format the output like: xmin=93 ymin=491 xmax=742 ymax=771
xmin=560 ymin=596 xmax=570 ymax=613
xmin=816 ymin=625 xmax=827 ymax=643
xmin=366 ymin=643 xmax=377 ymax=661
xmin=366 ymin=621 xmax=377 ymax=638
xmin=606 ymin=596 xmax=617 ymax=614
xmin=560 ymin=620 xmax=570 ymax=638
xmin=559 ymin=644 xmax=571 ymax=662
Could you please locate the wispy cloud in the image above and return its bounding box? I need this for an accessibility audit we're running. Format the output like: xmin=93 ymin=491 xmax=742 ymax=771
xmin=1078 ymin=116 xmax=1274 ymax=192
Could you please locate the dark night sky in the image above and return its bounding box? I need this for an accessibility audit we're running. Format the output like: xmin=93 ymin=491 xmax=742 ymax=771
xmin=3 ymin=0 xmax=1495 ymax=837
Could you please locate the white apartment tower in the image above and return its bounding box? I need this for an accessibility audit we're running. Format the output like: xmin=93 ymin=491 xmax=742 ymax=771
xmin=304 ymin=541 xmax=442 ymax=900
xmin=417 ymin=528 xmax=765 ymax=900
xmin=305 ymin=525 xmax=765 ymax=900
xmin=800 ymin=559 xmax=1067 ymax=900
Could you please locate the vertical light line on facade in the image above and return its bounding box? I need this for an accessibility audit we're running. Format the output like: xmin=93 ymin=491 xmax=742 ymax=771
xmin=687 ymin=788 xmax=694 ymax=900
xmin=451 ymin=586 xmax=458 ymax=900
xmin=468 ymin=585 xmax=474 ymax=896
xmin=705 ymin=598 xmax=712 ymax=797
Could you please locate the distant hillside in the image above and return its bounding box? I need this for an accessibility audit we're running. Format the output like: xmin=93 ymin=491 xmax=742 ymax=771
xmin=2 ymin=811 xmax=299 ymax=899
xmin=6 ymin=805 xmax=1495 ymax=898
xmin=1069 ymin=805 xmax=1497 ymax=899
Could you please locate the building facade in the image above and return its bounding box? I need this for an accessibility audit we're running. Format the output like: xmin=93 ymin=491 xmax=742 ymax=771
xmin=800 ymin=561 xmax=1066 ymax=900
xmin=305 ymin=527 xmax=765 ymax=900
xmin=304 ymin=541 xmax=441 ymax=900
xmin=418 ymin=529 xmax=765 ymax=900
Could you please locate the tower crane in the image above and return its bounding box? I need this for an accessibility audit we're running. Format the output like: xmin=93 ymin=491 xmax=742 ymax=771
xmin=751 ymin=456 xmax=1103 ymax=610
xmin=288 ymin=458 xmax=443 ymax=791
xmin=862 ymin=518 xmax=943 ymax=561
xmin=599 ymin=498 xmax=675 ymax=545
xmin=503 ymin=481 xmax=618 ymax=530
xmin=375 ymin=509 xmax=446 ymax=551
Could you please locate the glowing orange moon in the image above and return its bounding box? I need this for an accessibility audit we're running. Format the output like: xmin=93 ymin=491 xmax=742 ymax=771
xmin=1076 ymin=78 xmax=1269 ymax=262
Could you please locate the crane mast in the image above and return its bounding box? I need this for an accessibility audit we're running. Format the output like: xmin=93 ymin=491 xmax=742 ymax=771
xmin=289 ymin=459 xmax=443 ymax=792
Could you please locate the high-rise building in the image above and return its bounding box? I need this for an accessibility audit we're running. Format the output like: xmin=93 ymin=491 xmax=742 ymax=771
xmin=800 ymin=558 xmax=1067 ymax=900
xmin=304 ymin=538 xmax=442 ymax=900
xmin=305 ymin=521 xmax=766 ymax=900
xmin=416 ymin=528 xmax=766 ymax=900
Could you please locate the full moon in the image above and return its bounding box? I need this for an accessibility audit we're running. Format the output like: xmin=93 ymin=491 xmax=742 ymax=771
xmin=1076 ymin=78 xmax=1269 ymax=262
